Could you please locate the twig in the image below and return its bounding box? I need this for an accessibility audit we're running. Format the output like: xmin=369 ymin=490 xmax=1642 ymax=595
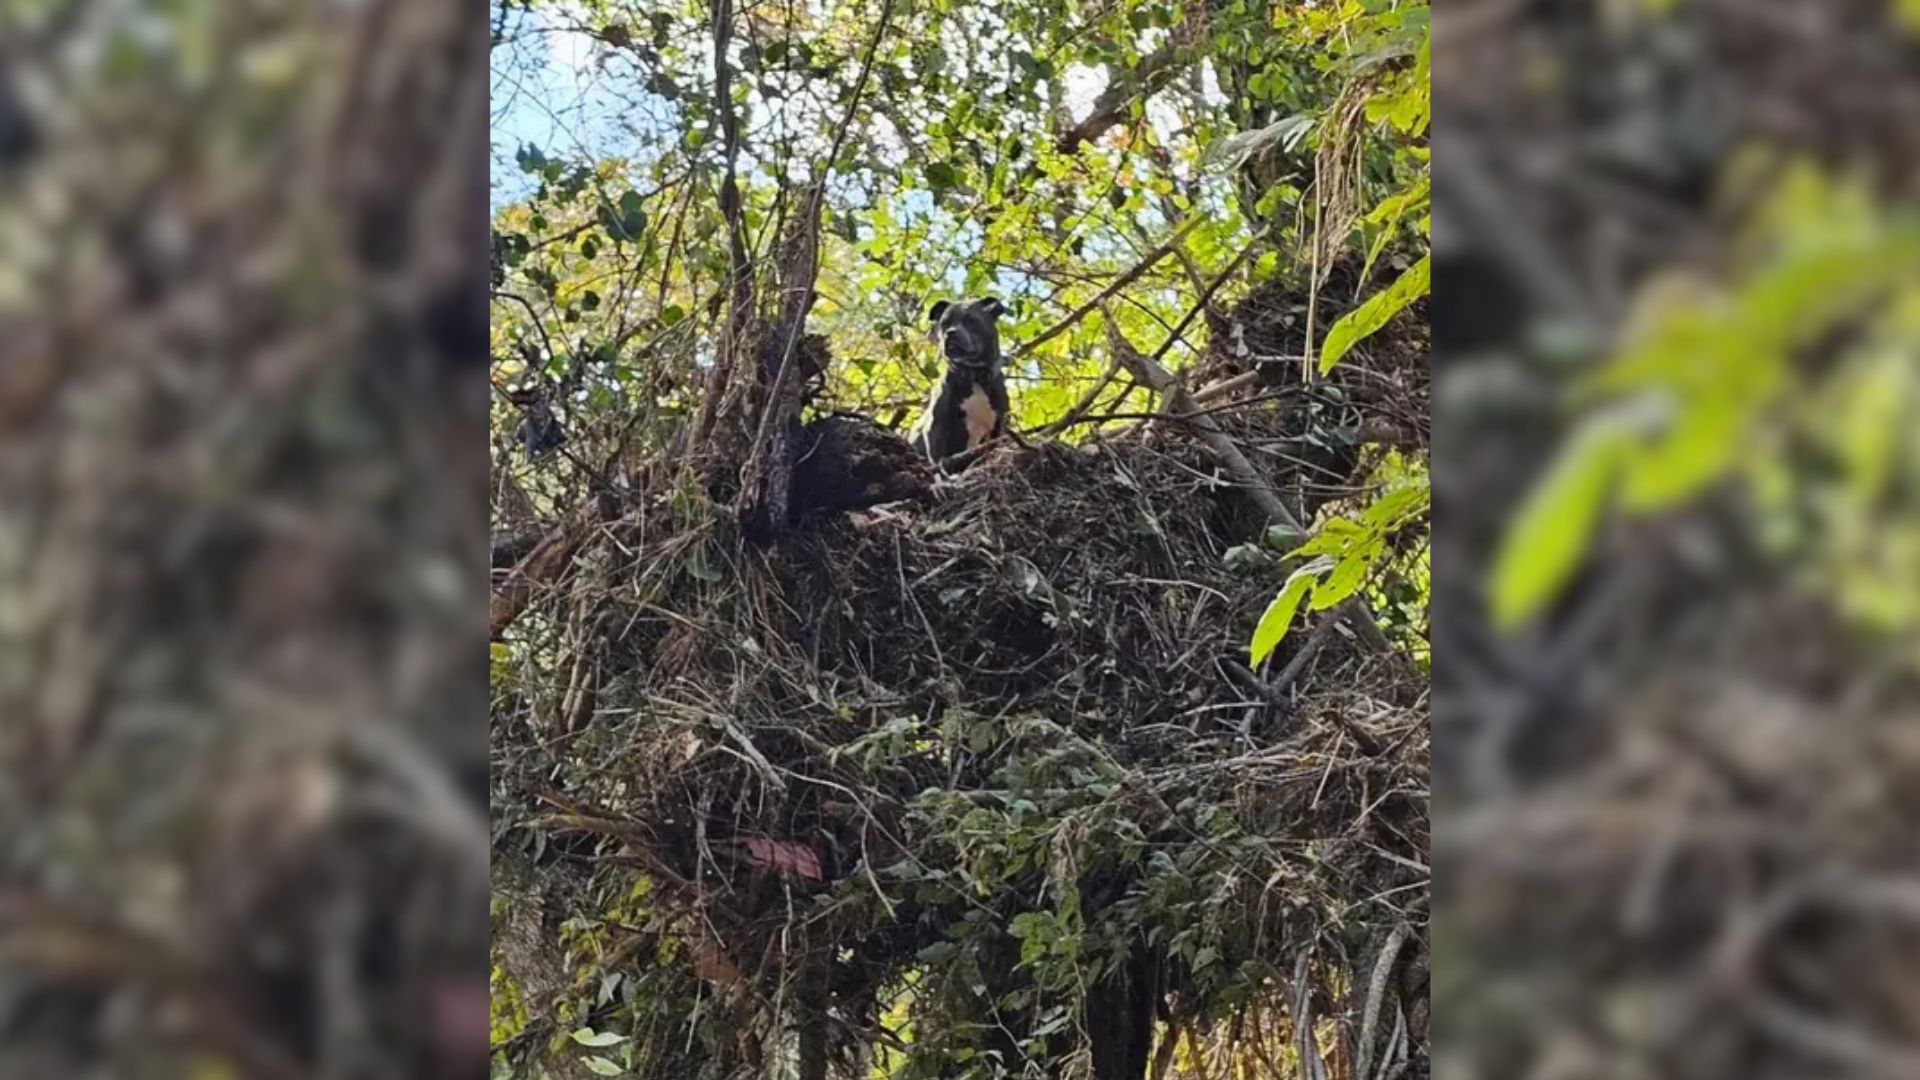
xmin=1144 ymin=226 xmax=1270 ymax=370
xmin=1271 ymin=617 xmax=1339 ymax=698
xmin=1191 ymin=369 xmax=1262 ymax=404
xmin=1294 ymin=949 xmax=1331 ymax=1080
xmin=720 ymin=716 xmax=789 ymax=793
xmin=1223 ymin=617 xmax=1383 ymax=754
xmin=1353 ymin=920 xmax=1412 ymax=1080
xmin=1015 ymin=216 xmax=1203 ymax=358
xmin=1034 ymin=389 xmax=1300 ymax=433
xmin=1030 ymin=356 xmax=1125 ymax=439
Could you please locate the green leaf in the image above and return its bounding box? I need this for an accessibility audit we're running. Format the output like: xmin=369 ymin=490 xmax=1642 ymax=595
xmin=1263 ymin=523 xmax=1308 ymax=551
xmin=660 ymin=304 xmax=686 ymax=326
xmin=1361 ymin=175 xmax=1429 ymax=281
xmin=570 ymin=1029 xmax=627 ymax=1048
xmin=582 ymin=1055 xmax=624 ymax=1076
xmin=1206 ymin=114 xmax=1314 ymax=172
xmin=1250 ymin=571 xmax=1316 ymax=666
xmin=1311 ymin=555 xmax=1369 ymax=611
xmin=1618 ymin=393 xmax=1740 ymax=511
xmin=598 ymin=190 xmax=648 ymax=241
xmin=1033 ymin=1010 xmax=1071 ymax=1037
xmin=1488 ymin=416 xmax=1629 ymax=631
xmin=1320 ymin=253 xmax=1429 ymax=375
xmin=925 ymin=161 xmax=958 ymax=191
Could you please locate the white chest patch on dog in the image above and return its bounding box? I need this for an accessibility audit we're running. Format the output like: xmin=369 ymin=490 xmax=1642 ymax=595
xmin=961 ymin=385 xmax=997 ymax=448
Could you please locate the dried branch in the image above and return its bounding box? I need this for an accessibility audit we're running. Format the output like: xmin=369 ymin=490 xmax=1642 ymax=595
xmin=1353 ymin=920 xmax=1412 ymax=1080
xmin=0 ymin=895 xmax=310 ymax=1080
xmin=1104 ymin=298 xmax=1401 ymax=662
xmin=1103 ymin=302 xmax=1303 ymax=534
xmin=489 ymin=506 xmax=603 ymax=640
xmin=738 ymin=182 xmax=825 ymax=540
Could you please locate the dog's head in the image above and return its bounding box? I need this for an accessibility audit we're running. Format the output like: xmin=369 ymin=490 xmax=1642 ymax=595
xmin=927 ymin=296 xmax=1006 ymax=370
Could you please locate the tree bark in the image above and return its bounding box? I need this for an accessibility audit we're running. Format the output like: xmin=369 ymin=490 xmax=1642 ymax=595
xmin=738 ymin=182 xmax=824 ymax=543
xmin=690 ymin=0 xmax=757 ymax=460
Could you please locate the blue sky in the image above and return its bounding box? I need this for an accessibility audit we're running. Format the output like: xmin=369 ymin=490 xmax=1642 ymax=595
xmin=490 ymin=8 xmax=632 ymax=212
xmin=490 ymin=3 xmax=1137 ymax=215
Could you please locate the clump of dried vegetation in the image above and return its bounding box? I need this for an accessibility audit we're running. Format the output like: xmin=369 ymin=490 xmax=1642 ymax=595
xmin=490 ymin=267 xmax=1430 ymax=1080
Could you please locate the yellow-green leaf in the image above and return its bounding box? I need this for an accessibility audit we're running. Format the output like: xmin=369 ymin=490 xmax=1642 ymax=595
xmin=1361 ymin=175 xmax=1429 ymax=281
xmin=1899 ymin=0 xmax=1920 ymax=36
xmin=1488 ymin=418 xmax=1629 ymax=631
xmin=1321 ymin=253 xmax=1430 ymax=375
xmin=1251 ymin=571 xmax=1317 ymax=666
xmin=571 ymin=1029 xmax=627 ymax=1048
xmin=1618 ymin=394 xmax=1742 ymax=511
xmin=1311 ymin=556 xmax=1369 ymax=611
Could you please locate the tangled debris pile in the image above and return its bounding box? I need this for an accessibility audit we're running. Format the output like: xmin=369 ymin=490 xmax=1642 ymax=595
xmin=491 ymin=276 xmax=1429 ymax=1080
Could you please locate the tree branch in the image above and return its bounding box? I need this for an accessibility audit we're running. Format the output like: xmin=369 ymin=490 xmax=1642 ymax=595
xmin=488 ymin=505 xmax=602 ymax=641
xmin=737 ymin=0 xmax=896 ymax=541
xmin=689 ymin=0 xmax=757 ymax=458
xmin=1056 ymin=42 xmax=1192 ymax=153
xmin=1103 ymin=304 xmax=1302 ymax=534
xmin=1104 ymin=290 xmax=1402 ymax=663
xmin=1017 ymin=215 xmax=1202 ymax=359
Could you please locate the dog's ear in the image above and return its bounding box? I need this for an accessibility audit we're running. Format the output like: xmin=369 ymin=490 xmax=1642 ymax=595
xmin=927 ymin=300 xmax=950 ymax=324
xmin=979 ymin=297 xmax=1006 ymax=318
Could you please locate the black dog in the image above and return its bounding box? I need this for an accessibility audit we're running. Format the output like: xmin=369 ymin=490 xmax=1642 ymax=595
xmin=910 ymin=296 xmax=1009 ymax=466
